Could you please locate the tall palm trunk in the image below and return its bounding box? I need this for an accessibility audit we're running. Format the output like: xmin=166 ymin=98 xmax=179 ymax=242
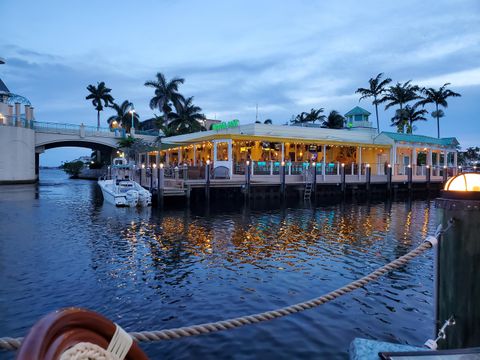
xmin=374 ymin=95 xmax=380 ymax=134
xmin=97 ymin=110 xmax=100 ymax=129
xmin=436 ymin=103 xmax=440 ymax=138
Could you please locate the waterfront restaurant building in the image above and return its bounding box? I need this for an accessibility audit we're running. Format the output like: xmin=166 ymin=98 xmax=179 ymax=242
xmin=140 ymin=107 xmax=459 ymax=181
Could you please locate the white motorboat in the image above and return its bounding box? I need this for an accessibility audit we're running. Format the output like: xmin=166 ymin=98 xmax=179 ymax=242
xmin=98 ymin=158 xmax=152 ymax=207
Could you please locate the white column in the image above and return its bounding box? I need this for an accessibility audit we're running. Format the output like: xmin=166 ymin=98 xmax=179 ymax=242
xmin=281 ymin=143 xmax=285 ymax=163
xmin=166 ymin=150 xmax=170 ymax=165
xmin=213 ymin=141 xmax=218 ymax=164
xmin=227 ymin=139 xmax=233 ymax=177
xmin=412 ymin=147 xmax=417 ymax=176
xmin=436 ymin=150 xmax=440 ymax=176
xmin=427 ymin=149 xmax=432 ymax=167
xmin=357 ymin=146 xmax=362 ymax=180
xmin=392 ymin=144 xmax=397 ymax=176
xmin=322 ymin=144 xmax=326 ymax=181
xmin=443 ymin=149 xmax=448 ymax=167
xmin=193 ymin=146 xmax=197 ymax=166
xmin=454 ymin=150 xmax=458 ymax=174
xmin=178 ymin=147 xmax=183 ymax=164
xmin=146 ymin=153 xmax=150 ymax=168
xmin=227 ymin=140 xmax=232 ymax=161
xmin=156 ymin=151 xmax=160 ymax=167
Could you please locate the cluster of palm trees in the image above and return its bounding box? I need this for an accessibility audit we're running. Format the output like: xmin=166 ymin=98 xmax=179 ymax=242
xmin=86 ymin=72 xmax=206 ymax=136
xmin=290 ymin=108 xmax=345 ymax=129
xmin=356 ymin=74 xmax=461 ymax=137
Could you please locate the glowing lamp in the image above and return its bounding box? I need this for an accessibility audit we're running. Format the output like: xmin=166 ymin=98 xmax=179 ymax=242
xmin=281 ymin=161 xmax=285 ymax=166
xmin=152 ymin=163 xmax=157 ymax=169
xmin=246 ymin=160 xmax=250 ymax=166
xmin=341 ymin=163 xmax=345 ymax=167
xmin=387 ymin=163 xmax=391 ymax=168
xmin=366 ymin=163 xmax=370 ymax=168
xmin=444 ymin=173 xmax=480 ymax=193
xmin=159 ymin=163 xmax=164 ymax=169
xmin=206 ymin=160 xmax=211 ymax=165
xmin=141 ymin=164 xmax=145 ymax=169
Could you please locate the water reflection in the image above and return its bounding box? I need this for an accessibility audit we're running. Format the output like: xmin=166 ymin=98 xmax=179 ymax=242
xmin=0 ymin=170 xmax=439 ymax=359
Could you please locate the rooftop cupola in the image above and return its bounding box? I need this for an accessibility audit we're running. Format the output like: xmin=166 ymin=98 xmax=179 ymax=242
xmin=344 ymin=106 xmax=372 ymax=128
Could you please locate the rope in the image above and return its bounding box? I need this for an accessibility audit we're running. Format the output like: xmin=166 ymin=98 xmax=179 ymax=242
xmin=60 ymin=342 xmax=118 ymax=360
xmin=0 ymin=221 xmax=453 ymax=351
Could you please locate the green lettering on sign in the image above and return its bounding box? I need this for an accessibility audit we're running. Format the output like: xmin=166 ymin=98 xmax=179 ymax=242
xmin=212 ymin=119 xmax=240 ymax=131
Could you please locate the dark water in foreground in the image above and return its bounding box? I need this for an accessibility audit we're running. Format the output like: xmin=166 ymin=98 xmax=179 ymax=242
xmin=0 ymin=170 xmax=437 ymax=359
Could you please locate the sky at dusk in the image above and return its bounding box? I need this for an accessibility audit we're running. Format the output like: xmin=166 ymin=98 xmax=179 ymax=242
xmin=1 ymin=0 xmax=479 ymax=166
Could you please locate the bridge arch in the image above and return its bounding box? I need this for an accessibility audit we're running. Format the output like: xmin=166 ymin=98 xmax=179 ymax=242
xmin=35 ymin=139 xmax=118 ymax=153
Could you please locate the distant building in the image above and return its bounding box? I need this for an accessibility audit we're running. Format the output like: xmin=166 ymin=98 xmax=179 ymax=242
xmin=344 ymin=106 xmax=372 ymax=128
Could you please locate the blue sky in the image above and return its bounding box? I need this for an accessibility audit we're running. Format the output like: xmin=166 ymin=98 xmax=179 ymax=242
xmin=1 ymin=0 xmax=479 ymax=166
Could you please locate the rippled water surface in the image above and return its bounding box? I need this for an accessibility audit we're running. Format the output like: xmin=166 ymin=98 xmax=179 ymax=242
xmin=0 ymin=170 xmax=437 ymax=359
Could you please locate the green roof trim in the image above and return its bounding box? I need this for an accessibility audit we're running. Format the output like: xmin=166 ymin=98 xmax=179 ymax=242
xmin=344 ymin=106 xmax=371 ymax=117
xmin=380 ymin=132 xmax=459 ymax=146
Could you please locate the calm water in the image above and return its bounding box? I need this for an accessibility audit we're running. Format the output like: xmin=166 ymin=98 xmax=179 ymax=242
xmin=0 ymin=170 xmax=437 ymax=359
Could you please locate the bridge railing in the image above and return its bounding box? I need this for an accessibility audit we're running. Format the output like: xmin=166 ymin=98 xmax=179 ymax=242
xmin=0 ymin=115 xmax=33 ymax=128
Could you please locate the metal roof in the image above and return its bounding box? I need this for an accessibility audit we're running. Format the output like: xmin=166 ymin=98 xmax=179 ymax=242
xmin=344 ymin=106 xmax=371 ymax=117
xmin=380 ymin=132 xmax=459 ymax=146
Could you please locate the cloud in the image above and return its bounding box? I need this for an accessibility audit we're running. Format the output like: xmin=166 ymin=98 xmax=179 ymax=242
xmin=417 ymin=67 xmax=480 ymax=88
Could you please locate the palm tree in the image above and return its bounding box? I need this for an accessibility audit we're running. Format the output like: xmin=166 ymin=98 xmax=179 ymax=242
xmin=322 ymin=110 xmax=345 ymax=129
xmin=85 ymin=82 xmax=115 ymax=129
xmin=168 ymin=96 xmax=206 ymax=135
xmin=356 ymin=73 xmax=392 ymax=134
xmin=391 ymin=105 xmax=427 ymax=134
xmin=290 ymin=112 xmax=308 ymax=125
xmin=107 ymin=100 xmax=139 ymax=132
xmin=416 ymin=83 xmax=461 ymax=138
xmin=305 ymin=108 xmax=325 ymax=124
xmin=380 ymin=81 xmax=421 ymax=114
xmin=144 ymin=72 xmax=185 ymax=120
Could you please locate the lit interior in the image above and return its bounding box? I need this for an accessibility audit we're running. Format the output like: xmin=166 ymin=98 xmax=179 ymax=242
xmin=444 ymin=173 xmax=480 ymax=192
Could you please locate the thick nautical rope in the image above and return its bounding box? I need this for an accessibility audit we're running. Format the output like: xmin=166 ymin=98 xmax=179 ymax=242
xmin=0 ymin=221 xmax=452 ymax=352
xmin=59 ymin=342 xmax=118 ymax=360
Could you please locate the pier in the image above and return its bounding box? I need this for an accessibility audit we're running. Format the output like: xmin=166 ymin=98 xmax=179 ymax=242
xmin=133 ymin=163 xmax=450 ymax=203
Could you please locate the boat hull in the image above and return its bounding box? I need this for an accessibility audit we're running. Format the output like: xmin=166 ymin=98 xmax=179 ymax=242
xmin=98 ymin=180 xmax=140 ymax=207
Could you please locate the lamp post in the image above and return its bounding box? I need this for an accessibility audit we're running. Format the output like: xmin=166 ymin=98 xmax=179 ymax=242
xmin=129 ymin=108 xmax=135 ymax=135
xmin=436 ymin=173 xmax=480 ymax=349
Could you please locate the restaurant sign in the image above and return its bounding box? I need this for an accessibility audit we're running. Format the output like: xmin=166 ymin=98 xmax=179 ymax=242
xmin=212 ymin=119 xmax=240 ymax=131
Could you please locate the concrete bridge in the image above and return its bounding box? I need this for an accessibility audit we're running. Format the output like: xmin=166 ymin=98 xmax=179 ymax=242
xmin=0 ymin=118 xmax=158 ymax=184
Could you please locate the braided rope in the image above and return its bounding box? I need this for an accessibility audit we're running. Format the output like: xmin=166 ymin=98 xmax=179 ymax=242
xmin=1 ymin=224 xmax=451 ymax=352
xmin=60 ymin=342 xmax=118 ymax=360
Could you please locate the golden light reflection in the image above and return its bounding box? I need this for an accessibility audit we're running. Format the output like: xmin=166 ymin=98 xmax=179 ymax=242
xmin=111 ymin=203 xmax=430 ymax=283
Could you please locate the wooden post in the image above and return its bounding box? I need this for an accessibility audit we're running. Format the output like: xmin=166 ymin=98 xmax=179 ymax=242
xmin=205 ymin=160 xmax=211 ymax=200
xmin=387 ymin=164 xmax=392 ymax=195
xmin=341 ymin=163 xmax=346 ymax=195
xmin=407 ymin=165 xmax=413 ymax=192
xmin=280 ymin=161 xmax=286 ymax=197
xmin=436 ymin=186 xmax=480 ymax=349
xmin=245 ymin=161 xmax=251 ymax=198
xmin=365 ymin=164 xmax=371 ymax=192
xmin=426 ymin=165 xmax=431 ymax=191
xmin=149 ymin=166 xmax=153 ymax=191
xmin=157 ymin=165 xmax=164 ymax=208
xmin=312 ymin=162 xmax=317 ymax=197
